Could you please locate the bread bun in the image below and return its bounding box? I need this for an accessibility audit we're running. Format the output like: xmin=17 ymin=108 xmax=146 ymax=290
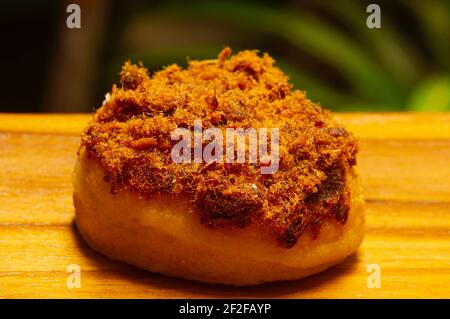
xmin=74 ymin=48 xmax=365 ymax=285
xmin=74 ymin=148 xmax=364 ymax=285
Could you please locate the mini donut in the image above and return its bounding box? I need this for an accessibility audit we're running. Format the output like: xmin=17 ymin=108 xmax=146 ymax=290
xmin=73 ymin=48 xmax=364 ymax=286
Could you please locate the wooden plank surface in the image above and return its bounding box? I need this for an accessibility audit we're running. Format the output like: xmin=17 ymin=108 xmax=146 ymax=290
xmin=0 ymin=113 xmax=449 ymax=298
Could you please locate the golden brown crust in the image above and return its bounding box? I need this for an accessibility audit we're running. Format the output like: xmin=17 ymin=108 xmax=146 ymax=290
xmin=73 ymin=147 xmax=365 ymax=285
xmin=81 ymin=48 xmax=359 ymax=248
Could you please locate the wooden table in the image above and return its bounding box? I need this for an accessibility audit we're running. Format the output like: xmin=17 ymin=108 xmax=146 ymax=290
xmin=0 ymin=113 xmax=449 ymax=298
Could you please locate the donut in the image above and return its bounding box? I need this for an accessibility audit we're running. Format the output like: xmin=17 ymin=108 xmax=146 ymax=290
xmin=73 ymin=47 xmax=364 ymax=286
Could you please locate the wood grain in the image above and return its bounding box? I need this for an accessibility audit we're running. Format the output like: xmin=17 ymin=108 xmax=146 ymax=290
xmin=0 ymin=113 xmax=449 ymax=298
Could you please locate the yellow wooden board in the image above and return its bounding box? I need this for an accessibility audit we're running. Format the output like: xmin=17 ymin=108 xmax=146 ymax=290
xmin=0 ymin=113 xmax=449 ymax=298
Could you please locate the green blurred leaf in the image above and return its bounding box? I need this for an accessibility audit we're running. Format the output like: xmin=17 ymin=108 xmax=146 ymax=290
xmin=115 ymin=0 xmax=450 ymax=112
xmin=277 ymin=61 xmax=365 ymax=110
xmin=408 ymin=76 xmax=450 ymax=111
xmin=152 ymin=1 xmax=402 ymax=104
xmin=402 ymin=0 xmax=450 ymax=71
xmin=315 ymin=0 xmax=423 ymax=91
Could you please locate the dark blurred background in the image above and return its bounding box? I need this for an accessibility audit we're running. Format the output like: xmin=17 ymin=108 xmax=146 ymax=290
xmin=1 ymin=0 xmax=449 ymax=113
